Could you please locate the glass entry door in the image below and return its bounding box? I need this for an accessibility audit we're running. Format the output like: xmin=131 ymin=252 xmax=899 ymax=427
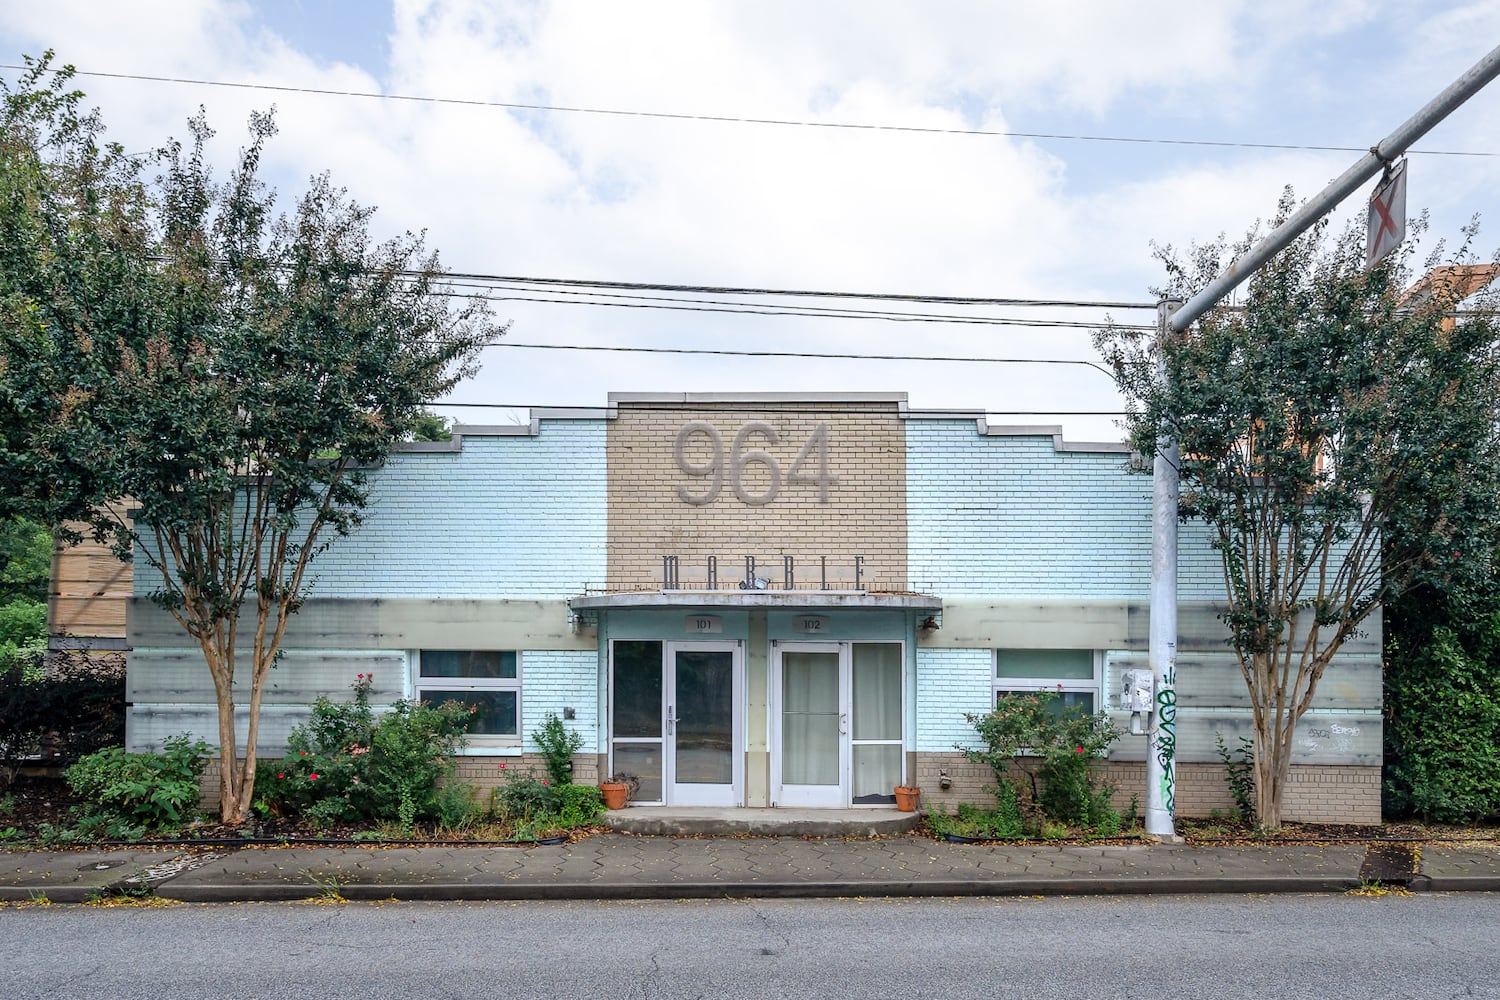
xmin=776 ymin=644 xmax=845 ymax=807
xmin=610 ymin=639 xmax=743 ymax=807
xmin=667 ymin=645 xmax=740 ymax=806
xmin=773 ymin=641 xmax=904 ymax=808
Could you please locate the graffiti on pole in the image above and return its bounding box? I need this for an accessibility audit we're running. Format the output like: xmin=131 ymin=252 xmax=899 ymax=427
xmin=1155 ymin=661 xmax=1177 ymax=815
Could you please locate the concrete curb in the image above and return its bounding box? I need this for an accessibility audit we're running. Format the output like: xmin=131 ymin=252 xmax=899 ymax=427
xmin=154 ymin=875 xmax=1366 ymax=904
xmin=1410 ymin=874 xmax=1500 ymax=892
xmin=7 ymin=838 xmax=1499 ymax=905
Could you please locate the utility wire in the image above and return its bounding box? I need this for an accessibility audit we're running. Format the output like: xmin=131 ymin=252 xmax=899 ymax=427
xmin=436 ymin=279 xmax=1136 ymax=323
xmin=484 ymin=341 xmax=1118 ymax=375
xmin=19 ymin=64 xmax=1495 ymax=158
xmin=434 ymin=288 xmax=1155 ymax=329
xmin=431 ymin=400 xmax=1128 ymax=416
xmin=430 ymin=272 xmax=1159 ymax=310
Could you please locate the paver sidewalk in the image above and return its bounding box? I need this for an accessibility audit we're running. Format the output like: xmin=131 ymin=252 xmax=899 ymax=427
xmin=3 ymin=836 xmax=1498 ymax=903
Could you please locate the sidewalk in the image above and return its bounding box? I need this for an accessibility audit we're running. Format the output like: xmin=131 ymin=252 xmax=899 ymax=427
xmin=3 ymin=834 xmax=1499 ymax=904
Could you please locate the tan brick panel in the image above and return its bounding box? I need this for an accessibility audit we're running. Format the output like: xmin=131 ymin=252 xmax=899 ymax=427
xmin=606 ymin=403 xmax=908 ymax=592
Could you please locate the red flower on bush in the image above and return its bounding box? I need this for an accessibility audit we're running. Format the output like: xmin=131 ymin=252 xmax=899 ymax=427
xmin=1076 ymin=747 xmax=1084 ymax=754
xmin=542 ymin=780 xmax=549 ymax=786
xmin=310 ymin=773 xmax=319 ymax=781
xmin=277 ymin=772 xmax=284 ymax=779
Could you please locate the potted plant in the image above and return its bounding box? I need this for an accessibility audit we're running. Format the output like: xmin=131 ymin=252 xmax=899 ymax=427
xmin=599 ymin=773 xmax=636 ymax=810
xmin=894 ymin=784 xmax=921 ymax=812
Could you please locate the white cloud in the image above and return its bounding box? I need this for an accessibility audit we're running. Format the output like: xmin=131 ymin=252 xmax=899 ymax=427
xmin=2 ymin=0 xmax=1498 ymax=442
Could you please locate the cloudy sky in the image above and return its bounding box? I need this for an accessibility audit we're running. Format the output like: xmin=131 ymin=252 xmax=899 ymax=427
xmin=2 ymin=1 xmax=1497 ymax=441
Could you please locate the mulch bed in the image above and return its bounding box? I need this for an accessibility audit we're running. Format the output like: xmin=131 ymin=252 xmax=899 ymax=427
xmin=6 ymin=774 xmax=1498 ymax=848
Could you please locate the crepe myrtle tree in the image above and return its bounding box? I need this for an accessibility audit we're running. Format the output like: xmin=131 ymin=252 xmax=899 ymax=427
xmin=1096 ymin=190 xmax=1500 ymax=829
xmin=0 ymin=55 xmax=502 ymax=822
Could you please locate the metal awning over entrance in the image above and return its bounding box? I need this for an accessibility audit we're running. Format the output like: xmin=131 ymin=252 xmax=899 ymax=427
xmin=570 ymin=591 xmax=942 ymax=613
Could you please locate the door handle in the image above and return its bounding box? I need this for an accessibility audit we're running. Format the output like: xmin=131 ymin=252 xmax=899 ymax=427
xmin=667 ymin=704 xmax=676 ymax=736
xmin=839 ymin=712 xmax=848 ymax=735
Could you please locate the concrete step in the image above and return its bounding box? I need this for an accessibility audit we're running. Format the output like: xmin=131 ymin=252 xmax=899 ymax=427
xmin=601 ymin=806 xmax=922 ymax=838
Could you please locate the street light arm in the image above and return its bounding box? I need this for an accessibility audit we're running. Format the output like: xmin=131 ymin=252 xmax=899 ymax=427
xmin=1169 ymin=42 xmax=1500 ymax=334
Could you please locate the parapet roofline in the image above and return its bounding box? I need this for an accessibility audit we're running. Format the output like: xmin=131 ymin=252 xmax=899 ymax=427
xmin=393 ymin=395 xmax=1130 ymax=455
xmin=608 ymin=391 xmax=910 ymax=406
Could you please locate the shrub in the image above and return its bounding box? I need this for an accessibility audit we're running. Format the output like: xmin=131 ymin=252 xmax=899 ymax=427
xmin=256 ymin=674 xmax=475 ymax=830
xmin=532 ymin=712 xmax=583 ymax=786
xmin=1385 ymin=625 xmax=1500 ymax=823
xmin=1214 ymin=734 xmax=1256 ymax=824
xmin=491 ymin=766 xmax=604 ymax=835
xmin=493 ymin=767 xmax=559 ymax=822
xmin=0 ymin=598 xmax=46 ymax=648
xmin=65 ymin=734 xmax=212 ymax=834
xmin=927 ymin=796 xmax=1026 ymax=841
xmin=961 ymin=690 xmax=1121 ymax=831
xmin=1 ymin=650 xmax=126 ymax=786
xmin=554 ymin=783 xmax=604 ymax=826
xmin=367 ymin=698 xmax=474 ymax=828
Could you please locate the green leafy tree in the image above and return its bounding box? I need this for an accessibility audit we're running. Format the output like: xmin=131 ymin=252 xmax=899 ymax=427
xmin=0 ymin=517 xmax=51 ymax=603
xmin=0 ymin=55 xmax=502 ymax=822
xmin=407 ymin=408 xmax=452 ymax=442
xmin=1096 ymin=192 xmax=1500 ymax=828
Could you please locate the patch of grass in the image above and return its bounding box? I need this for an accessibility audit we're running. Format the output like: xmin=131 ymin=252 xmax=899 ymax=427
xmin=304 ymin=871 xmax=346 ymax=904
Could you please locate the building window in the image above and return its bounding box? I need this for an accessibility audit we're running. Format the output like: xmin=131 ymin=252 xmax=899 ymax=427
xmin=994 ymin=649 xmax=1100 ymax=715
xmin=416 ymin=650 xmax=520 ymax=743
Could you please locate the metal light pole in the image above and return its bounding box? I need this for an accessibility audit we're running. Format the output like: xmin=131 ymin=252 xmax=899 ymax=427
xmin=1141 ymin=42 xmax=1500 ymax=839
xmin=1145 ymin=299 xmax=1181 ymax=838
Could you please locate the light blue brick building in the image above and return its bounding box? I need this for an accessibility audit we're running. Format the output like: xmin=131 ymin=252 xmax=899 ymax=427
xmin=126 ymin=394 xmax=1381 ymax=822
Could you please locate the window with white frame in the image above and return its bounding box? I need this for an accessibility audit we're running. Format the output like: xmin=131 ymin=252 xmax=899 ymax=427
xmin=416 ymin=650 xmax=521 ymax=743
xmin=994 ymin=649 xmax=1101 ymax=715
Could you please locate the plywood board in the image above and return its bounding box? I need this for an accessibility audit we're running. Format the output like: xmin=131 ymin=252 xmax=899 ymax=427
xmin=1126 ymin=602 xmax=1382 ymax=655
xmin=1105 ymin=710 xmax=1381 ymax=766
xmin=928 ymin=600 xmax=1130 ymax=649
xmin=1103 ymin=651 xmax=1381 ymax=711
xmin=127 ymin=649 xmax=405 ymax=703
xmin=128 ymin=598 xmax=596 ymax=651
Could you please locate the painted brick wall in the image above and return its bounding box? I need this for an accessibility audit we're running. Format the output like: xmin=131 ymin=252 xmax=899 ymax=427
xmin=905 ymin=421 xmax=1223 ymax=600
xmin=146 ymin=423 xmax=609 ymax=601
xmin=606 ymin=402 xmax=907 ymax=592
xmin=914 ymin=648 xmax=993 ymax=753
xmin=519 ymin=649 xmax=600 ymax=753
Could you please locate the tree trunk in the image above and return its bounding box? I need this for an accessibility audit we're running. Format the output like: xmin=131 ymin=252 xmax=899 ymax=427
xmin=206 ymin=649 xmax=244 ymax=824
xmin=1251 ymin=712 xmax=1300 ymax=830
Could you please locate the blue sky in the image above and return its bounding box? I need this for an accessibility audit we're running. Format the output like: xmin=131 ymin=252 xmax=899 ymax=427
xmin=2 ymin=1 xmax=1497 ymax=440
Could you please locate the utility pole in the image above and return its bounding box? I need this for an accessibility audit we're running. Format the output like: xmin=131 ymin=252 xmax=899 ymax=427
xmin=1145 ymin=299 xmax=1180 ymax=838
xmin=1142 ymin=41 xmax=1500 ymax=840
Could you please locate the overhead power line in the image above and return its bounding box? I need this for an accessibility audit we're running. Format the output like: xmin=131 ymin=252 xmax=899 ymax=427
xmin=485 ymin=341 xmax=1118 ymax=374
xmin=434 ymin=288 xmax=1155 ymax=329
xmin=430 ymin=273 xmax=1158 ymax=310
xmin=431 ymin=400 xmax=1128 ymax=417
xmin=12 ymin=64 xmax=1496 ymax=158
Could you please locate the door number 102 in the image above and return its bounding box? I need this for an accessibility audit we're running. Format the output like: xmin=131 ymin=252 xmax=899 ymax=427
xmin=673 ymin=421 xmax=838 ymax=506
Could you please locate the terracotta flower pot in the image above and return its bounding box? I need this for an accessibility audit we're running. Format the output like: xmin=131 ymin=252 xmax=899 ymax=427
xmin=894 ymin=785 xmax=920 ymax=812
xmin=599 ymin=781 xmax=630 ymax=810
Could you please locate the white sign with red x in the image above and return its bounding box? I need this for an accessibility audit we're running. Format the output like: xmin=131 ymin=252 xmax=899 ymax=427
xmin=1366 ymin=159 xmax=1407 ymax=269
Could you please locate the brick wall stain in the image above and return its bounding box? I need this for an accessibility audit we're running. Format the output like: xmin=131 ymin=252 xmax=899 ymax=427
xmin=606 ymin=402 xmax=908 ymax=591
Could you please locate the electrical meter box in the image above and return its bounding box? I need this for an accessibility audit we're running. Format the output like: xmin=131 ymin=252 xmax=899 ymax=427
xmin=1120 ymin=669 xmax=1155 ymax=713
